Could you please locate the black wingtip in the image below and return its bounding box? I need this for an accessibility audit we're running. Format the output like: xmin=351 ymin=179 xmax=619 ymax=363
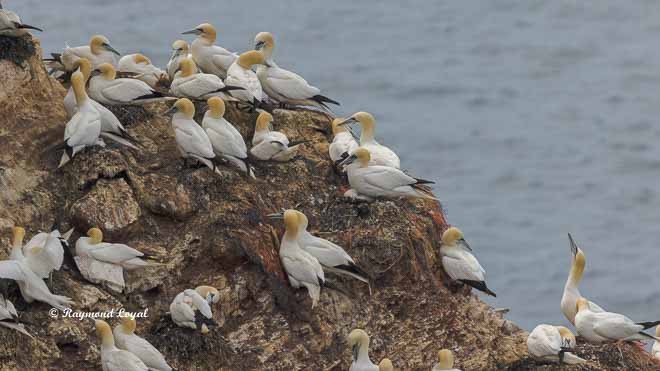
xmin=636 ymin=320 xmax=660 ymax=330
xmin=134 ymin=91 xmax=165 ymax=101
xmin=16 ymin=22 xmax=43 ymax=32
xmin=335 ymin=263 xmax=370 ymax=281
xmin=460 ymin=280 xmax=497 ymax=297
xmin=414 ymin=177 xmax=435 ymax=185
xmin=312 ymin=94 xmax=340 ymax=106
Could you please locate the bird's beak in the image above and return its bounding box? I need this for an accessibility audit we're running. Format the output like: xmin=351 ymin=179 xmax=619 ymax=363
xmin=103 ymin=43 xmax=120 ymax=56
xmin=18 ymin=23 xmax=43 ymax=32
xmin=267 ymin=212 xmax=285 ymax=219
xmin=254 ymin=41 xmax=266 ymax=50
xmin=339 ymin=153 xmax=358 ymax=167
xmin=459 ymin=238 xmax=473 ymax=251
xmin=352 ymin=343 xmax=359 ymax=361
xmin=337 ymin=117 xmax=357 ymax=126
xmin=164 ymin=105 xmax=178 ymax=116
xmin=91 ymin=69 xmax=102 ymax=77
xmin=568 ymin=233 xmax=578 ymax=257
xmin=182 ymin=28 xmax=202 ymax=35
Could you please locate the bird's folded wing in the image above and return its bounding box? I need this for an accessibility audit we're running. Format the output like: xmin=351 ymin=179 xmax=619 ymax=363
xmin=266 ymin=67 xmax=319 ymax=100
xmin=103 ymin=80 xmax=152 ymax=102
xmin=442 ymin=255 xmax=484 ymax=282
xmin=362 ymin=168 xmax=415 ymax=190
xmin=0 ymin=260 xmax=27 ymax=282
xmin=592 ymin=314 xmax=639 ymax=340
xmin=282 ymin=253 xmax=325 ymax=285
xmin=206 ymin=126 xmax=247 ymax=158
xmin=89 ymin=243 xmax=143 ymax=264
xmin=186 ymin=290 xmax=213 ymax=318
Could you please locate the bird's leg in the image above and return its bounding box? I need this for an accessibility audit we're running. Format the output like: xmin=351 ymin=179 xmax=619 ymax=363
xmin=49 ymin=272 xmax=53 ymax=288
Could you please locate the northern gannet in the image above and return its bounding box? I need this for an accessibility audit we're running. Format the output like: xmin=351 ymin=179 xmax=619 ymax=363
xmin=89 ymin=63 xmax=166 ymax=105
xmin=64 ymin=59 xmax=140 ymax=150
xmin=113 ymin=316 xmax=174 ymax=371
xmin=0 ymin=227 xmax=73 ymax=310
xmin=653 ymin=327 xmax=660 ymax=360
xmin=167 ymin=40 xmax=192 ymax=80
xmin=439 ymin=227 xmax=496 ymax=297
xmin=170 ymin=58 xmax=243 ymax=100
xmin=20 ymin=227 xmax=71 ymax=282
xmin=95 ymin=319 xmax=148 ymax=371
xmin=341 ymin=148 xmax=436 ymax=200
xmin=348 ymin=329 xmax=378 ymax=371
xmin=182 ymin=23 xmax=237 ymax=79
xmin=194 ymin=285 xmax=220 ymax=306
xmin=58 ymin=71 xmax=103 ymax=167
xmin=254 ymin=32 xmax=339 ymax=110
xmin=0 ymin=294 xmax=33 ymax=338
xmin=118 ymin=53 xmax=167 ymax=89
xmin=526 ymin=324 xmax=585 ymax=365
xmin=338 ymin=112 xmax=400 ymax=169
xmin=560 ymin=234 xmax=605 ymax=325
xmin=378 ymin=358 xmax=393 ymax=371
xmin=250 ymin=111 xmax=304 ymax=161
xmin=169 ymin=288 xmax=215 ymax=333
xmin=0 ymin=3 xmax=42 ymax=37
xmin=225 ymin=50 xmax=266 ymax=107
xmin=277 ymin=210 xmax=325 ymax=308
xmin=166 ymin=98 xmax=221 ymax=174
xmin=270 ymin=210 xmax=369 ymax=284
xmin=575 ymin=297 xmax=660 ymax=343
xmin=202 ymin=97 xmax=254 ymax=177
xmin=75 ymin=228 xmax=151 ymax=270
xmin=432 ymin=349 xmax=461 ymax=371
xmin=61 ymin=35 xmax=120 ymax=71
xmin=329 ymin=118 xmax=358 ymax=164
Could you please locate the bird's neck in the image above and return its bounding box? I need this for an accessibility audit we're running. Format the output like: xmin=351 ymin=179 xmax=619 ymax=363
xmin=566 ymin=260 xmax=583 ymax=289
xmin=360 ymin=124 xmax=375 ymax=144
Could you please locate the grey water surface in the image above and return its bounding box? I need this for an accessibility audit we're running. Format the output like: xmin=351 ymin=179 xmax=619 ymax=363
xmin=10 ymin=0 xmax=660 ymax=331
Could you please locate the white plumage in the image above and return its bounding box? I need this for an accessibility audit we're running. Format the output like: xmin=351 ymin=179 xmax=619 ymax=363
xmin=348 ymin=329 xmax=379 ymax=371
xmin=527 ymin=325 xmax=585 ymax=364
xmin=168 ymin=98 xmax=220 ymax=174
xmin=118 ymin=53 xmax=166 ymax=88
xmin=170 ymin=288 xmax=214 ymax=332
xmin=250 ymin=111 xmax=303 ymax=161
xmin=167 ymin=40 xmax=192 ymax=80
xmin=0 ymin=5 xmax=41 ymax=37
xmin=575 ymin=298 xmax=659 ymax=343
xmin=225 ymin=50 xmax=265 ymax=104
xmin=439 ymin=227 xmax=496 ymax=297
xmin=170 ymin=58 xmax=238 ymax=100
xmin=96 ymin=320 xmax=148 ymax=371
xmin=61 ymin=35 xmax=119 ymax=71
xmin=113 ymin=317 xmax=174 ymax=371
xmin=183 ymin=23 xmax=237 ymax=79
xmin=0 ymin=294 xmax=32 ymax=338
xmin=75 ymin=228 xmax=149 ymax=270
xmin=89 ymin=63 xmax=163 ymax=105
xmin=20 ymin=228 xmax=69 ymax=279
xmin=561 ymin=234 xmax=605 ymax=325
xmin=329 ymin=118 xmax=358 ymax=163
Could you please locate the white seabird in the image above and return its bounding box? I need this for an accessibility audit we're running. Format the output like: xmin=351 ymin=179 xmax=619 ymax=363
xmin=329 ymin=118 xmax=358 ymax=164
xmin=182 ymin=23 xmax=237 ymax=79
xmin=277 ymin=209 xmax=325 ymax=308
xmin=348 ymin=329 xmax=378 ymax=371
xmin=0 ymin=227 xmax=73 ymax=310
xmin=58 ymin=71 xmax=103 ymax=168
xmin=20 ymin=227 xmax=71 ymax=281
xmin=194 ymin=285 xmax=220 ymax=306
xmin=250 ymin=111 xmax=304 ymax=161
xmin=170 ymin=58 xmax=243 ymax=100
xmin=89 ymin=63 xmax=167 ymax=105
xmin=341 ymin=148 xmax=436 ymax=200
xmin=64 ymin=58 xmax=140 ymax=150
xmin=225 ymin=50 xmax=266 ymax=107
xmin=202 ymin=97 xmax=254 ymax=177
xmin=338 ymin=112 xmax=400 ymax=169
xmin=169 ymin=287 xmax=215 ymax=333
xmin=527 ymin=324 xmax=585 ymax=365
xmin=95 ymin=319 xmax=149 ymax=371
xmin=113 ymin=316 xmax=175 ymax=371
xmin=0 ymin=294 xmax=33 ymax=338
xmin=575 ymin=297 xmax=660 ymax=343
xmin=254 ymin=32 xmax=339 ymax=110
xmin=118 ymin=53 xmax=167 ymax=89
xmin=560 ymin=233 xmax=605 ymax=325
xmin=432 ymin=349 xmax=462 ymax=371
xmin=0 ymin=3 xmax=42 ymax=37
xmin=652 ymin=327 xmax=660 ymax=360
xmin=60 ymin=35 xmax=120 ymax=71
xmin=75 ymin=228 xmax=151 ymax=270
xmin=166 ymin=98 xmax=221 ymax=174
xmin=167 ymin=40 xmax=192 ymax=80
xmin=439 ymin=227 xmax=496 ymax=297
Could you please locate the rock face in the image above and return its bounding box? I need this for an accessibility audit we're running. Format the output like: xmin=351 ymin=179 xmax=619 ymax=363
xmin=0 ymin=35 xmax=657 ymax=371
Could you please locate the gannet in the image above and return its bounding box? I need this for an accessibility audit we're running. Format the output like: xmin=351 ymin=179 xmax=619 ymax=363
xmin=61 ymin=35 xmax=120 ymax=71
xmin=89 ymin=63 xmax=166 ymax=105
xmin=64 ymin=59 xmax=140 ymax=150
xmin=432 ymin=349 xmax=461 ymax=371
xmin=527 ymin=325 xmax=585 ymax=365
xmin=170 ymin=58 xmax=243 ymax=100
xmin=75 ymin=228 xmax=151 ymax=270
xmin=560 ymin=234 xmax=605 ymax=325
xmin=653 ymin=327 xmax=660 ymax=360
xmin=194 ymin=285 xmax=220 ymax=306
xmin=113 ymin=316 xmax=174 ymax=371
xmin=329 ymin=118 xmax=358 ymax=164
xmin=169 ymin=288 xmax=215 ymax=333
xmin=250 ymin=111 xmax=304 ymax=161
xmin=21 ymin=227 xmax=71 ymax=281
xmin=225 ymin=50 xmax=265 ymax=106
xmin=270 ymin=210 xmax=368 ymax=284
xmin=378 ymin=358 xmax=393 ymax=371
xmin=575 ymin=297 xmax=660 ymax=343
xmin=202 ymin=97 xmax=254 ymax=177
xmin=0 ymin=227 xmax=73 ymax=310
xmin=167 ymin=40 xmax=192 ymax=80
xmin=439 ymin=227 xmax=496 ymax=297
xmin=0 ymin=3 xmax=42 ymax=37
xmin=277 ymin=210 xmax=325 ymax=308
xmin=118 ymin=53 xmax=167 ymax=89
xmin=341 ymin=148 xmax=436 ymax=200
xmin=166 ymin=98 xmax=221 ymax=174
xmin=0 ymin=294 xmax=33 ymax=338
xmin=338 ymin=112 xmax=400 ymax=168
xmin=182 ymin=23 xmax=237 ymax=79
xmin=95 ymin=319 xmax=149 ymax=371
xmin=254 ymin=32 xmax=339 ymax=110
xmin=348 ymin=329 xmax=378 ymax=371
xmin=58 ymin=71 xmax=103 ymax=167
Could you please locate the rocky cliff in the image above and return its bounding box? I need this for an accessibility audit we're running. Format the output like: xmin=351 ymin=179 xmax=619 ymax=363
xmin=0 ymin=35 xmax=656 ymax=371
